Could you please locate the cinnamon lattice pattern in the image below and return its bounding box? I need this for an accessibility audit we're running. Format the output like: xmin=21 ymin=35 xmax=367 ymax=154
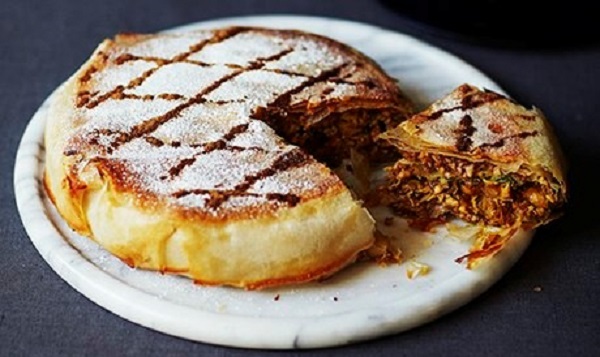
xmin=67 ymin=27 xmax=371 ymax=213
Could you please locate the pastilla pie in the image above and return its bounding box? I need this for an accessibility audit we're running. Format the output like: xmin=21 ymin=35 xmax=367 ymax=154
xmin=44 ymin=27 xmax=413 ymax=289
xmin=378 ymin=84 xmax=567 ymax=262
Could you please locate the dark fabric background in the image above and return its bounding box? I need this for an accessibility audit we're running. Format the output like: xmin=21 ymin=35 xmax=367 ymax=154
xmin=1 ymin=1 xmax=599 ymax=356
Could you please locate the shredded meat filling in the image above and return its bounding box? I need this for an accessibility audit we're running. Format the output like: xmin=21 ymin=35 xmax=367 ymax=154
xmin=380 ymin=152 xmax=563 ymax=228
xmin=263 ymin=108 xmax=400 ymax=166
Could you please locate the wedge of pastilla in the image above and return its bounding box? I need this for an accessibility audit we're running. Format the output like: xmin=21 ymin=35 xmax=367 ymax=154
xmin=377 ymin=84 xmax=567 ymax=263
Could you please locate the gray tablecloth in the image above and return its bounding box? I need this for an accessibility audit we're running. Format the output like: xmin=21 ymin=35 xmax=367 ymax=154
xmin=2 ymin=1 xmax=598 ymax=356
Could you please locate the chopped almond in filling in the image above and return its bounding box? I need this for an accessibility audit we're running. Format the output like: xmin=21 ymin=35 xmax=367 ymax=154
xmin=378 ymin=151 xmax=564 ymax=229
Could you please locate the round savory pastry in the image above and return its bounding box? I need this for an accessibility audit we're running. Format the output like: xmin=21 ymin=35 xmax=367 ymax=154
xmin=44 ymin=27 xmax=413 ymax=289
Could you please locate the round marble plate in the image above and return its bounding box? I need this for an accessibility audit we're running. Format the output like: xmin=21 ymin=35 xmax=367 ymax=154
xmin=14 ymin=15 xmax=533 ymax=349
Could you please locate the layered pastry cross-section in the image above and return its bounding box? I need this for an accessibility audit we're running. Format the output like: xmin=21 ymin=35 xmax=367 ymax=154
xmin=378 ymin=84 xmax=567 ymax=258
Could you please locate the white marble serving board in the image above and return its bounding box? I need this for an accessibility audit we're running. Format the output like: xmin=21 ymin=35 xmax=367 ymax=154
xmin=14 ymin=15 xmax=533 ymax=349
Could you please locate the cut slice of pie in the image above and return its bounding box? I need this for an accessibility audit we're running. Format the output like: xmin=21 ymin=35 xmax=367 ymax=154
xmin=378 ymin=84 xmax=567 ymax=261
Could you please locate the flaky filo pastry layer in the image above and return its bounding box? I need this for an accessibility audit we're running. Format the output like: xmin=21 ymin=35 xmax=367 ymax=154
xmin=377 ymin=84 xmax=567 ymax=263
xmin=44 ymin=27 xmax=415 ymax=289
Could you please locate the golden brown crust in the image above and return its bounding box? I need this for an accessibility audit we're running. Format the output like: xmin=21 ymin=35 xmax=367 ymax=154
xmin=42 ymin=27 xmax=417 ymax=288
xmin=194 ymin=237 xmax=372 ymax=290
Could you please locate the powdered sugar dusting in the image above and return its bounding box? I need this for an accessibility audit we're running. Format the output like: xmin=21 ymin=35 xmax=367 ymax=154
xmin=188 ymin=32 xmax=286 ymax=65
xmin=250 ymin=164 xmax=323 ymax=195
xmin=125 ymin=33 xmax=212 ymax=59
xmin=109 ymin=138 xmax=199 ymax=194
xmin=172 ymin=147 xmax=293 ymax=193
xmin=228 ymin=120 xmax=284 ymax=151
xmin=323 ymin=82 xmax=359 ymax=100
xmin=82 ymin=98 xmax=184 ymax=133
xmin=419 ymin=100 xmax=522 ymax=149
xmin=112 ymin=137 xmax=198 ymax=161
xmin=67 ymin=28 xmax=376 ymax=216
xmin=126 ymin=63 xmax=234 ymax=97
xmin=419 ymin=109 xmax=467 ymax=146
xmin=91 ymin=61 xmax=156 ymax=94
xmin=176 ymin=193 xmax=211 ymax=209
xmin=264 ymin=41 xmax=345 ymax=76
xmin=205 ymin=70 xmax=307 ymax=104
xmin=95 ymin=131 xmax=121 ymax=149
xmin=153 ymin=102 xmax=250 ymax=144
